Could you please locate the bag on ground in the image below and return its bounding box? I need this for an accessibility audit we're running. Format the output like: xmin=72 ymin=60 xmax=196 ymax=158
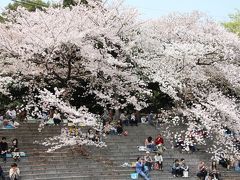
xmin=130 ymin=173 xmax=138 ymax=179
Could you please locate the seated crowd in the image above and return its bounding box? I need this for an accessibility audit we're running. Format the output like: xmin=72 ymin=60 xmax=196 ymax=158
xmin=0 ymin=137 xmax=21 ymax=163
xmin=0 ymin=108 xmax=22 ymax=129
xmin=197 ymin=161 xmax=222 ymax=180
xmin=0 ymin=136 xmax=21 ymax=180
xmin=172 ymin=158 xmax=189 ymax=177
xmin=174 ymin=127 xmax=208 ymax=153
xmin=1 ymin=106 xmax=239 ymax=180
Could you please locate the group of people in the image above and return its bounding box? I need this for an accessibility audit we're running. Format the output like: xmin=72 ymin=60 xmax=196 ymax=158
xmin=103 ymin=120 xmax=124 ymax=136
xmin=61 ymin=126 xmax=103 ymax=144
xmin=102 ymin=110 xmax=157 ymax=137
xmin=144 ymin=134 xmax=164 ymax=152
xmin=174 ymin=137 xmax=197 ymax=153
xmin=0 ymin=108 xmax=21 ymax=129
xmin=0 ymin=137 xmax=20 ymax=163
xmin=135 ymin=151 xmax=163 ymax=180
xmin=173 ymin=127 xmax=208 ymax=153
xmin=133 ymin=134 xmax=165 ymax=180
xmin=135 ymin=132 xmax=240 ymax=180
xmin=0 ymin=163 xmax=20 ymax=180
xmin=0 ymin=137 xmax=21 ymax=180
xmin=218 ymin=153 xmax=240 ymax=173
xmin=197 ymin=161 xmax=222 ymax=180
xmin=171 ymin=158 xmax=189 ymax=177
xmin=86 ymin=128 xmax=101 ymax=143
xmin=42 ymin=109 xmax=62 ymax=126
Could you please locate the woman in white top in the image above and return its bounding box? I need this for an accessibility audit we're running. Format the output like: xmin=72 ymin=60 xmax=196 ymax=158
xmin=144 ymin=151 xmax=153 ymax=171
xmin=53 ymin=110 xmax=61 ymax=125
xmin=154 ymin=153 xmax=163 ymax=170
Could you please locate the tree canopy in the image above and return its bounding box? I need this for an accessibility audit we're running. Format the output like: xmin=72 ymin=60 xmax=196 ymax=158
xmin=0 ymin=0 xmax=239 ymax=157
xmin=5 ymin=0 xmax=49 ymax=12
xmin=224 ymin=9 xmax=240 ymax=36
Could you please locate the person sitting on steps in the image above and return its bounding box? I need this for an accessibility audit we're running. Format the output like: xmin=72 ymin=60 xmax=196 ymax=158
xmin=197 ymin=161 xmax=208 ymax=180
xmin=116 ymin=120 xmax=123 ymax=135
xmin=144 ymin=151 xmax=153 ymax=171
xmin=0 ymin=137 xmax=8 ymax=163
xmin=209 ymin=161 xmax=221 ymax=180
xmin=219 ymin=153 xmax=231 ymax=170
xmin=53 ymin=110 xmax=61 ymax=125
xmin=120 ymin=112 xmax=129 ymax=126
xmin=135 ymin=157 xmax=151 ymax=180
xmin=92 ymin=131 xmax=101 ymax=143
xmin=86 ymin=128 xmax=95 ymax=141
xmin=103 ymin=121 xmax=116 ymax=135
xmin=0 ymin=165 xmax=5 ymax=180
xmin=154 ymin=152 xmax=163 ymax=171
xmin=179 ymin=158 xmax=189 ymax=177
xmin=9 ymin=138 xmax=20 ymax=162
xmin=130 ymin=112 xmax=138 ymax=126
xmin=145 ymin=136 xmax=156 ymax=152
xmin=155 ymin=134 xmax=164 ymax=146
xmin=233 ymin=157 xmax=240 ymax=172
xmin=9 ymin=163 xmax=20 ymax=180
xmin=172 ymin=159 xmax=181 ymax=177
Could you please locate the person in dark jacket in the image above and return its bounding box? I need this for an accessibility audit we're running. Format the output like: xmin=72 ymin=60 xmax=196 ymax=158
xmin=0 ymin=165 xmax=5 ymax=180
xmin=0 ymin=137 xmax=8 ymax=163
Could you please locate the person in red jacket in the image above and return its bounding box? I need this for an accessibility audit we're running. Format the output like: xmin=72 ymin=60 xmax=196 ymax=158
xmin=155 ymin=134 xmax=164 ymax=145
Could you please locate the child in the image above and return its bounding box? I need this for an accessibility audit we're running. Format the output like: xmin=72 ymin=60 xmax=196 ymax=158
xmin=154 ymin=153 xmax=163 ymax=170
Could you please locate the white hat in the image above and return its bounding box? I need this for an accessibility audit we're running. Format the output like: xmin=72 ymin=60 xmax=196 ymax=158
xmin=146 ymin=151 xmax=150 ymax=154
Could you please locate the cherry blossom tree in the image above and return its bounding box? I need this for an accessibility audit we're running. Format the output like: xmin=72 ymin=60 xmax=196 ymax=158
xmin=137 ymin=12 xmax=240 ymax=158
xmin=0 ymin=0 xmax=149 ymax=110
xmin=0 ymin=0 xmax=150 ymax=150
xmin=0 ymin=0 xmax=240 ymax=157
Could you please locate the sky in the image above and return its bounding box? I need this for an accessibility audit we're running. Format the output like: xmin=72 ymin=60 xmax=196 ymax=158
xmin=0 ymin=0 xmax=239 ymax=22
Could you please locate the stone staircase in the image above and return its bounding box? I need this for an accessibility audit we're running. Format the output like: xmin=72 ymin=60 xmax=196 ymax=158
xmin=0 ymin=122 xmax=239 ymax=180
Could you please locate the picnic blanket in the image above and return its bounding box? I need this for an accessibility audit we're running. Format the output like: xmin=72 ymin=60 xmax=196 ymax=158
xmin=138 ymin=146 xmax=148 ymax=152
xmin=121 ymin=162 xmax=136 ymax=168
xmin=46 ymin=118 xmax=54 ymax=125
xmin=1 ymin=124 xmax=15 ymax=129
xmin=6 ymin=152 xmax=27 ymax=158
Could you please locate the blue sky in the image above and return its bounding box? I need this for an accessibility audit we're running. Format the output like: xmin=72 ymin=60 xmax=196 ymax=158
xmin=123 ymin=0 xmax=240 ymax=22
xmin=0 ymin=0 xmax=239 ymax=22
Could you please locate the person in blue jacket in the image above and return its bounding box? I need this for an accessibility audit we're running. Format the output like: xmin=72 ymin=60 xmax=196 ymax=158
xmin=136 ymin=157 xmax=151 ymax=180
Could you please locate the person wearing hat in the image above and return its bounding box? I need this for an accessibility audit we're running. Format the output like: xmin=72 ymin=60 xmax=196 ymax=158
xmin=144 ymin=151 xmax=153 ymax=171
